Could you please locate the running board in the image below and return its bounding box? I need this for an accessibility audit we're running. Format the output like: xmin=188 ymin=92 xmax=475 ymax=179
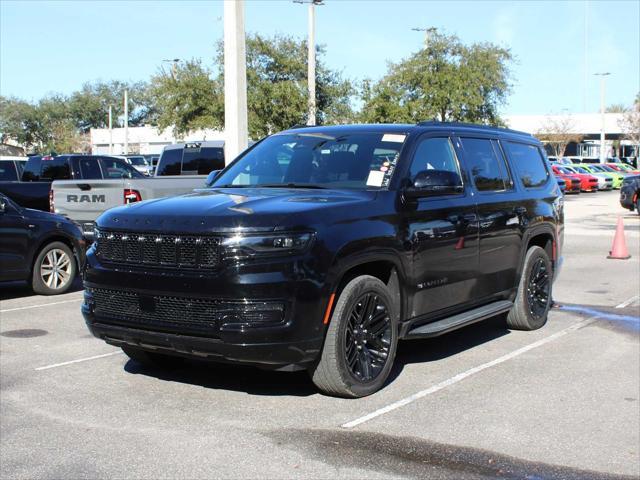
xmin=405 ymin=300 xmax=513 ymax=339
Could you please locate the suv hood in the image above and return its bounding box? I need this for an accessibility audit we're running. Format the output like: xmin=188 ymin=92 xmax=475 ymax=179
xmin=97 ymin=187 xmax=377 ymax=232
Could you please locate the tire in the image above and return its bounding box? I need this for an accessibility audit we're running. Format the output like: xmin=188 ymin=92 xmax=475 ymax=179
xmin=310 ymin=275 xmax=398 ymax=398
xmin=636 ymin=196 xmax=639 ymax=216
xmin=121 ymin=346 xmax=182 ymax=368
xmin=507 ymin=246 xmax=552 ymax=331
xmin=32 ymin=241 xmax=76 ymax=295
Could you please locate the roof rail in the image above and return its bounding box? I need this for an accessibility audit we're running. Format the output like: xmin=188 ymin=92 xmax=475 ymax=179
xmin=288 ymin=124 xmax=312 ymax=130
xmin=416 ymin=120 xmax=532 ymax=137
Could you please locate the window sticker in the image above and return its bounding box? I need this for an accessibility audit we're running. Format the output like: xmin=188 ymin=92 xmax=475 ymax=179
xmin=366 ymin=170 xmax=385 ymax=187
xmin=380 ymin=152 xmax=400 ymax=187
xmin=382 ymin=133 xmax=406 ymax=143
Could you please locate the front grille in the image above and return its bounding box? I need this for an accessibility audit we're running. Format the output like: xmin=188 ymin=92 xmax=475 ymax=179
xmin=88 ymin=287 xmax=285 ymax=334
xmin=95 ymin=230 xmax=220 ymax=269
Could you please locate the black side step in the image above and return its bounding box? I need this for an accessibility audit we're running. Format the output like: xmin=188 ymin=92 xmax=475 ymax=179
xmin=405 ymin=300 xmax=513 ymax=339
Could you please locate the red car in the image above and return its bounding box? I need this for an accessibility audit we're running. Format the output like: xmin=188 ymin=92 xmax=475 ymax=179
xmin=552 ymin=165 xmax=598 ymax=192
xmin=551 ymin=168 xmax=581 ymax=194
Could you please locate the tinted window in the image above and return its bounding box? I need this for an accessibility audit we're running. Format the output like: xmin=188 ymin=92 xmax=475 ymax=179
xmin=22 ymin=156 xmax=42 ymax=181
xmin=503 ymin=142 xmax=549 ymax=188
xmin=461 ymin=138 xmax=511 ymax=191
xmin=99 ymin=157 xmax=143 ymax=179
xmin=182 ymin=147 xmax=225 ymax=175
xmin=78 ymin=157 xmax=102 ymax=180
xmin=156 ymin=148 xmax=182 ymax=176
xmin=40 ymin=157 xmax=71 ymax=180
xmin=214 ymin=133 xmax=405 ymax=189
xmin=0 ymin=161 xmax=18 ymax=181
xmin=408 ymin=137 xmax=462 ymax=184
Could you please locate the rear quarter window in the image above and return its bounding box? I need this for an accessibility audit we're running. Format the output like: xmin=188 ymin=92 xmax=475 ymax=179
xmin=503 ymin=142 xmax=549 ymax=188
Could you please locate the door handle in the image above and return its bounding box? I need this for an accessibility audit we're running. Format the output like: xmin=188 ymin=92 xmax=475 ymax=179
xmin=78 ymin=184 xmax=92 ymax=191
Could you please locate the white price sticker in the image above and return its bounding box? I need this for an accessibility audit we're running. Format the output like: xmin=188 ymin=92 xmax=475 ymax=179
xmin=382 ymin=133 xmax=406 ymax=143
xmin=366 ymin=170 xmax=385 ymax=187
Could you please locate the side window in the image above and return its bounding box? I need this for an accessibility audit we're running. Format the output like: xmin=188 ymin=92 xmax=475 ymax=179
xmin=0 ymin=161 xmax=18 ymax=181
xmin=182 ymin=147 xmax=225 ymax=175
xmin=503 ymin=142 xmax=549 ymax=188
xmin=99 ymin=158 xmax=142 ymax=179
xmin=78 ymin=158 xmax=103 ymax=180
xmin=22 ymin=156 xmax=42 ymax=181
xmin=408 ymin=137 xmax=462 ymax=185
xmin=460 ymin=137 xmax=512 ymax=191
xmin=156 ymin=148 xmax=182 ymax=176
xmin=40 ymin=157 xmax=71 ymax=180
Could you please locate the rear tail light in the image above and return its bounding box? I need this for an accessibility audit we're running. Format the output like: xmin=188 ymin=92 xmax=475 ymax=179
xmin=124 ymin=189 xmax=142 ymax=204
xmin=49 ymin=189 xmax=54 ymax=212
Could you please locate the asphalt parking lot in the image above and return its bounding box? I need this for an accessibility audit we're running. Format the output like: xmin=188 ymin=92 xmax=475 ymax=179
xmin=1 ymin=191 xmax=639 ymax=479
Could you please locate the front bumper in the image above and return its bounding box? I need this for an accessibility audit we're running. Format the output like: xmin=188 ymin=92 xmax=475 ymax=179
xmin=82 ymin=249 xmax=330 ymax=368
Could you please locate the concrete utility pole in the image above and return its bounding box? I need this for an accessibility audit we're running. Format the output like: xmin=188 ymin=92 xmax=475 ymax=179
xmin=595 ymin=72 xmax=610 ymax=163
xmin=224 ymin=0 xmax=248 ymax=162
xmin=294 ymin=0 xmax=323 ymax=126
xmin=124 ymin=89 xmax=129 ymax=155
xmin=108 ymin=105 xmax=113 ymax=154
xmin=412 ymin=26 xmax=437 ymax=50
xmin=163 ymin=58 xmax=180 ymax=79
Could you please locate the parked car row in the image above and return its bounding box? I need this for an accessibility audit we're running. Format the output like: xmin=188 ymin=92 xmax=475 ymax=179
xmin=0 ymin=141 xmax=226 ymax=238
xmin=549 ymin=158 xmax=640 ymax=195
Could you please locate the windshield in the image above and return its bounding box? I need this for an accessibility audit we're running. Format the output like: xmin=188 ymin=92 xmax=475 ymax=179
xmin=213 ymin=132 xmax=406 ymax=190
xmin=574 ymin=167 xmax=590 ymax=174
xmin=600 ymin=165 xmax=616 ymax=172
xmin=128 ymin=156 xmax=148 ymax=166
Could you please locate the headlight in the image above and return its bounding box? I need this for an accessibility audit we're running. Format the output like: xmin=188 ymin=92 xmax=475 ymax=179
xmin=220 ymin=232 xmax=314 ymax=260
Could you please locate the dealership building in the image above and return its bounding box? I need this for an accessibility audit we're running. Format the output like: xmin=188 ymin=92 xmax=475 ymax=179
xmin=90 ymin=113 xmax=637 ymax=159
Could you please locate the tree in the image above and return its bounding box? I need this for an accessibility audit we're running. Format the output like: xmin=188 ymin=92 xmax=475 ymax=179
xmin=68 ymin=80 xmax=156 ymax=133
xmin=618 ymin=93 xmax=640 ymax=157
xmin=606 ymin=104 xmax=628 ymax=113
xmin=359 ymin=32 xmax=512 ymax=125
xmin=215 ymin=33 xmax=357 ymax=138
xmin=536 ymin=114 xmax=583 ymax=159
xmin=149 ymin=59 xmax=223 ymax=137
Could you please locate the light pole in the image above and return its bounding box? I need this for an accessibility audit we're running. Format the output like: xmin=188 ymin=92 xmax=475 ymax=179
xmin=224 ymin=0 xmax=248 ymax=161
xmin=123 ymin=89 xmax=129 ymax=155
xmin=412 ymin=26 xmax=437 ymax=49
xmin=594 ymin=72 xmax=611 ymax=163
xmin=294 ymin=0 xmax=323 ymax=126
xmin=163 ymin=58 xmax=180 ymax=79
xmin=108 ymin=105 xmax=113 ymax=155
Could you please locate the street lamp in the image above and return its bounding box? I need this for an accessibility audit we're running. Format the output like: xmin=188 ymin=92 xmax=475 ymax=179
xmin=294 ymin=0 xmax=324 ymax=126
xmin=412 ymin=26 xmax=437 ymax=49
xmin=594 ymin=72 xmax=611 ymax=163
xmin=162 ymin=58 xmax=180 ymax=79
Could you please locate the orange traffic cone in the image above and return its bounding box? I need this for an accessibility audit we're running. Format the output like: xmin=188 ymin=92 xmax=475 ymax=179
xmin=455 ymin=236 xmax=465 ymax=250
xmin=607 ymin=216 xmax=631 ymax=260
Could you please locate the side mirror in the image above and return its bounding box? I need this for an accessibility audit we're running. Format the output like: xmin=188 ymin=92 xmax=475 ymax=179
xmin=205 ymin=170 xmax=222 ymax=187
xmin=404 ymin=170 xmax=463 ymax=198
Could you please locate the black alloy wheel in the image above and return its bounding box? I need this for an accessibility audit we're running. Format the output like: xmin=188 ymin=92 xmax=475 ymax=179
xmin=526 ymin=257 xmax=550 ymax=320
xmin=344 ymin=293 xmax=392 ymax=382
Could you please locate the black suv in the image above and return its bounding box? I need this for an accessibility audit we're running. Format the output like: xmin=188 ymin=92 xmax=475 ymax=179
xmin=82 ymin=123 xmax=564 ymax=397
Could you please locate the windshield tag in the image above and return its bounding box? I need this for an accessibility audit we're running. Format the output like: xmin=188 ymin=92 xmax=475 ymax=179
xmin=382 ymin=133 xmax=406 ymax=143
xmin=366 ymin=170 xmax=385 ymax=187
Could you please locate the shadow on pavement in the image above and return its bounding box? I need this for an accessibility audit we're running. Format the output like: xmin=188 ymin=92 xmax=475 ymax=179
xmin=123 ymin=315 xmax=511 ymax=397
xmin=0 ymin=278 xmax=83 ymax=301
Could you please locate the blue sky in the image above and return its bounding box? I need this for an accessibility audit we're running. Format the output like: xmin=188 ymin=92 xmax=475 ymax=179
xmin=1 ymin=0 xmax=638 ymax=115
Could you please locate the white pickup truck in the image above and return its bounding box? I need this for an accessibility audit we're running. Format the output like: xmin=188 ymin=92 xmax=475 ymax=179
xmin=51 ymin=141 xmax=225 ymax=237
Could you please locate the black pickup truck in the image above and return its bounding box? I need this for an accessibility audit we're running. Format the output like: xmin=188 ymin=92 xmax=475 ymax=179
xmin=0 ymin=155 xmax=143 ymax=212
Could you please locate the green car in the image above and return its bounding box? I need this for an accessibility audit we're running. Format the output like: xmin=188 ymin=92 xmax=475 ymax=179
xmin=574 ymin=164 xmax=623 ymax=189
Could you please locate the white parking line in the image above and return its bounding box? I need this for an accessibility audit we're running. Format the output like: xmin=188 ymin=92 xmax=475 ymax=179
xmin=341 ymin=316 xmax=597 ymax=429
xmin=0 ymin=298 xmax=82 ymax=314
xmin=615 ymin=295 xmax=640 ymax=309
xmin=35 ymin=351 xmax=123 ymax=371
